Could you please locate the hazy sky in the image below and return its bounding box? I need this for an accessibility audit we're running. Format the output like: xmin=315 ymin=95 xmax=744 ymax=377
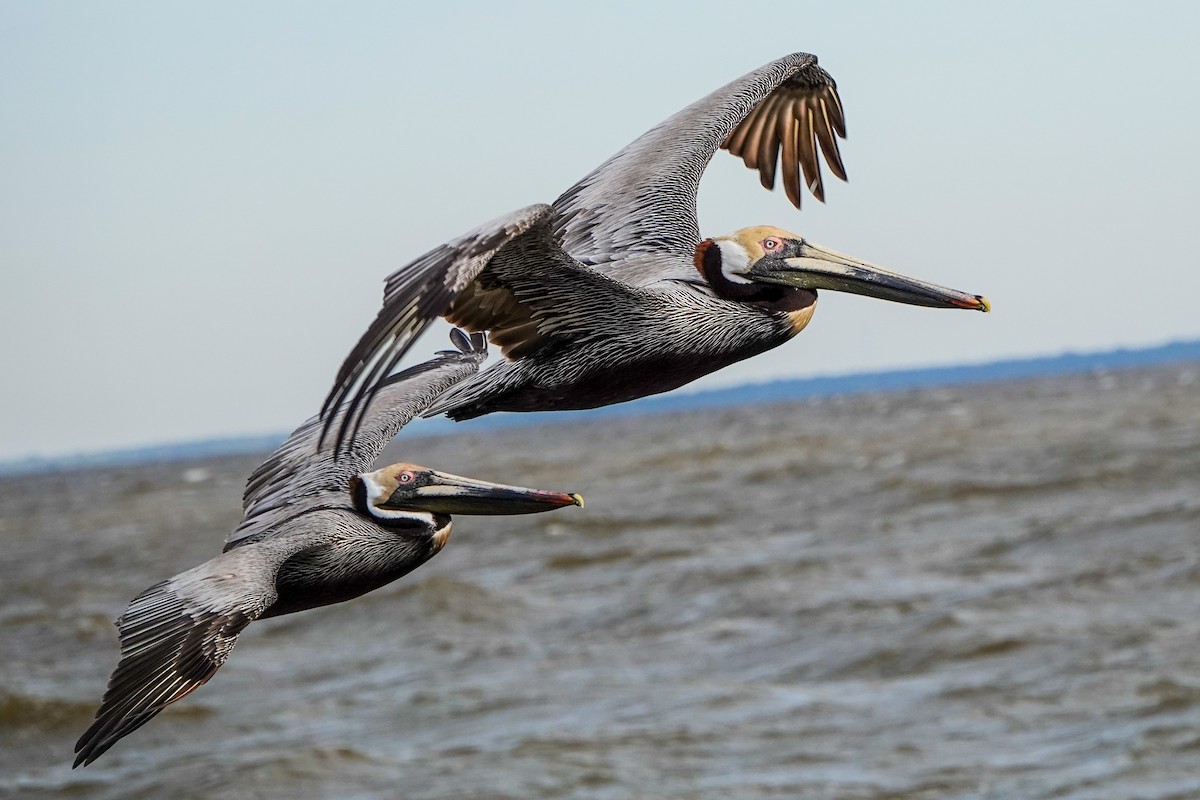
xmin=3 ymin=1 xmax=1197 ymax=460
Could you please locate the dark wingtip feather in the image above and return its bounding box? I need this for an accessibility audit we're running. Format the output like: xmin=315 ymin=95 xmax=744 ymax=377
xmin=779 ymin=112 xmax=802 ymax=209
xmin=797 ymin=103 xmax=824 ymax=204
xmin=814 ymin=105 xmax=848 ymax=182
xmin=721 ymin=60 xmax=850 ymax=210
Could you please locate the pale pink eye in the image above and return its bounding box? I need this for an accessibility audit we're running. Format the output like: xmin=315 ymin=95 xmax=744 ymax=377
xmin=763 ymin=238 xmax=780 ymax=251
xmin=397 ymin=472 xmax=414 ymax=483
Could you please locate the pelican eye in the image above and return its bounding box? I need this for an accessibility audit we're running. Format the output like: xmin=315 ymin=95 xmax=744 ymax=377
xmin=762 ymin=237 xmax=782 ymax=252
xmin=397 ymin=471 xmax=415 ymax=484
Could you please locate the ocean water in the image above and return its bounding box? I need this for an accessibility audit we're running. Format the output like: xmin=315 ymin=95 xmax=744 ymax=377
xmin=2 ymin=364 xmax=1198 ymax=799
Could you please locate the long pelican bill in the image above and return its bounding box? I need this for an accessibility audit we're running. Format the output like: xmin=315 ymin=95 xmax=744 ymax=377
xmin=749 ymin=240 xmax=991 ymax=312
xmin=382 ymin=470 xmax=584 ymax=515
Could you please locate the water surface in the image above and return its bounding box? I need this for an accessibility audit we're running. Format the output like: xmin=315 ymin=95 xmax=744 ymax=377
xmin=2 ymin=365 xmax=1198 ymax=798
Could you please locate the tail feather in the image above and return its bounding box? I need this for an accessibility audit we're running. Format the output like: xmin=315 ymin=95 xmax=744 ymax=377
xmin=74 ymin=578 xmax=255 ymax=767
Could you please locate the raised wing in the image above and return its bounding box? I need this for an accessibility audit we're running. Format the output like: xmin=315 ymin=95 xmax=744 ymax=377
xmin=318 ymin=204 xmax=553 ymax=449
xmin=724 ymin=60 xmax=846 ymax=205
xmin=226 ymin=331 xmax=487 ymax=549
xmin=552 ymin=52 xmax=846 ymax=271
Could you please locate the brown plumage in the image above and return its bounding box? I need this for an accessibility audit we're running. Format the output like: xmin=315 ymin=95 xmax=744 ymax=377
xmin=723 ymin=65 xmax=847 ymax=204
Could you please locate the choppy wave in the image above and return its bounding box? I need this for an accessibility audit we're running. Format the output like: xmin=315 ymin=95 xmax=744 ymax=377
xmin=2 ymin=363 xmax=1198 ymax=799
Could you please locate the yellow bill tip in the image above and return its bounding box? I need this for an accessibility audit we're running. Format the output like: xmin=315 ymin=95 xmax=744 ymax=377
xmin=955 ymin=294 xmax=991 ymax=313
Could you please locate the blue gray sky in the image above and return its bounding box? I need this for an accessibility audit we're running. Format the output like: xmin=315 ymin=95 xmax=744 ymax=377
xmin=3 ymin=1 xmax=1197 ymax=460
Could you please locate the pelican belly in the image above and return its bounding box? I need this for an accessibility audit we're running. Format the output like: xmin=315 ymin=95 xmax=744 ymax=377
xmin=466 ymin=335 xmax=794 ymax=416
xmin=432 ymin=287 xmax=805 ymax=421
xmin=265 ymin=530 xmax=438 ymax=617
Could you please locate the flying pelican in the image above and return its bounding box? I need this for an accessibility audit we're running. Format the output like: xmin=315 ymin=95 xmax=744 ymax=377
xmin=321 ymin=52 xmax=989 ymax=447
xmin=74 ymin=331 xmax=582 ymax=767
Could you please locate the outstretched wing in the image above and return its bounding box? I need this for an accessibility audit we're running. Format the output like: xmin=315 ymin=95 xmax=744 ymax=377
xmin=227 ymin=331 xmax=488 ymax=550
xmin=552 ymin=52 xmax=846 ymax=271
xmin=317 ymin=204 xmax=554 ymax=449
xmin=319 ymin=55 xmax=846 ymax=436
xmin=73 ymin=549 xmax=281 ymax=767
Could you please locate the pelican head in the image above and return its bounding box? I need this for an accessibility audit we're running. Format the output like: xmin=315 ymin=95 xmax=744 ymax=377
xmin=353 ymin=462 xmax=583 ymax=523
xmin=701 ymin=226 xmax=990 ymax=312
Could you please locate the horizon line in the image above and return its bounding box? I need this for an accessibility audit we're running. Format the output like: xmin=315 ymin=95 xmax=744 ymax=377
xmin=4 ymin=337 xmax=1198 ymax=476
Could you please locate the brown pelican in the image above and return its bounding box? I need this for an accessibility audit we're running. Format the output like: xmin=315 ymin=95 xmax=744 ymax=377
xmin=321 ymin=52 xmax=989 ymax=446
xmin=74 ymin=331 xmax=582 ymax=767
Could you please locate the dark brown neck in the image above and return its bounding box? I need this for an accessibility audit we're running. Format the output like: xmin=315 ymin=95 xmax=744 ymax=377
xmin=695 ymin=239 xmax=816 ymax=311
xmin=695 ymin=239 xmax=757 ymax=300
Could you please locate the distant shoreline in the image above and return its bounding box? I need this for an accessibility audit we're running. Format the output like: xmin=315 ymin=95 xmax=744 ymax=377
xmin=5 ymin=339 xmax=1198 ymax=476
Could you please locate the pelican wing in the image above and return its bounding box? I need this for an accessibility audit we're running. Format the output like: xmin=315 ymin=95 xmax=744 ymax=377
xmin=74 ymin=546 xmax=289 ymax=767
xmin=226 ymin=331 xmax=487 ymax=549
xmin=316 ymin=204 xmax=554 ymax=448
xmin=552 ymin=53 xmax=846 ymax=272
xmin=323 ymin=219 xmax=640 ymax=448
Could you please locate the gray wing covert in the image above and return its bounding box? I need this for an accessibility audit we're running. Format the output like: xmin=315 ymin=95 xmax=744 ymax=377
xmin=551 ymin=53 xmax=847 ymax=273
xmin=227 ymin=331 xmax=488 ymax=550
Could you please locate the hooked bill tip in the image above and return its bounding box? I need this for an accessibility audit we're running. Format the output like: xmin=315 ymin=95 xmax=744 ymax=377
xmin=954 ymin=294 xmax=991 ymax=313
xmin=569 ymin=493 xmax=585 ymax=508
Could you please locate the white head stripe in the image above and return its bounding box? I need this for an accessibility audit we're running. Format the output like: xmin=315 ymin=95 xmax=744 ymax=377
xmin=715 ymin=240 xmax=753 ymax=284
